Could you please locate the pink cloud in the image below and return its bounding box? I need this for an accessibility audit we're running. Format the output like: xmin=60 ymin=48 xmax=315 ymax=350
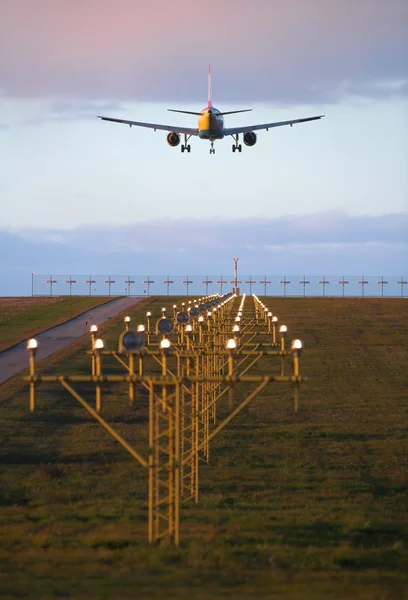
xmin=1 ymin=0 xmax=407 ymax=102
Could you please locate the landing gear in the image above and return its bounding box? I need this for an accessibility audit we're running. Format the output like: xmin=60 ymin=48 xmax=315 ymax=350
xmin=181 ymin=134 xmax=192 ymax=153
xmin=232 ymin=135 xmax=242 ymax=153
xmin=210 ymin=140 xmax=215 ymax=154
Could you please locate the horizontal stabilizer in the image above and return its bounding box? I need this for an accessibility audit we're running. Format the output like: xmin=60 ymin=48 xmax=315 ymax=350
xmin=217 ymin=109 xmax=252 ymax=116
xmin=167 ymin=109 xmax=202 ymax=116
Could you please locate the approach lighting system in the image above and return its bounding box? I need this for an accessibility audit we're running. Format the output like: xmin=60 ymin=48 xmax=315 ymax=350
xmin=156 ymin=318 xmax=174 ymax=335
xmin=23 ymin=288 xmax=310 ymax=547
xmin=124 ymin=316 xmax=131 ymax=323
xmin=119 ymin=330 xmax=146 ymax=354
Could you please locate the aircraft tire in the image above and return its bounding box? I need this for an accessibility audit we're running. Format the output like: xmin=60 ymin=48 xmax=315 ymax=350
xmin=187 ymin=145 xmax=191 ymax=153
xmin=181 ymin=145 xmax=185 ymax=153
xmin=238 ymin=145 xmax=242 ymax=152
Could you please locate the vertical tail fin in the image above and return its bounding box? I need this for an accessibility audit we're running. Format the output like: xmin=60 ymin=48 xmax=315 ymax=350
xmin=207 ymin=64 xmax=212 ymax=108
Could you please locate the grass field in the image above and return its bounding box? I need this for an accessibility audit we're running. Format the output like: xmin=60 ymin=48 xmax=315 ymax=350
xmin=0 ymin=296 xmax=119 ymax=352
xmin=0 ymin=297 xmax=407 ymax=599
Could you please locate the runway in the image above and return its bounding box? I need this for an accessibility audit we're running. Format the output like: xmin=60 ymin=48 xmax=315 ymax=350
xmin=0 ymin=297 xmax=142 ymax=385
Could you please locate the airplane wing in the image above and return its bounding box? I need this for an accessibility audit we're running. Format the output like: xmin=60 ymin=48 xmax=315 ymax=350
xmin=98 ymin=116 xmax=199 ymax=136
xmin=223 ymin=115 xmax=324 ymax=136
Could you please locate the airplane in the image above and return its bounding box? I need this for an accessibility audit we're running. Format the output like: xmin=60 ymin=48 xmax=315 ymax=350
xmin=98 ymin=66 xmax=324 ymax=155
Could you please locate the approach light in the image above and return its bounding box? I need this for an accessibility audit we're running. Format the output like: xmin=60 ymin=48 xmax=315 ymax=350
xmin=226 ymin=338 xmax=237 ymax=350
xmin=27 ymin=338 xmax=38 ymax=350
xmin=137 ymin=324 xmax=145 ymax=332
xmin=146 ymin=311 xmax=152 ymax=317
xmin=232 ymin=325 xmax=240 ymax=333
xmin=160 ymin=338 xmax=171 ymax=350
xmin=94 ymin=339 xmax=104 ymax=350
xmin=291 ymin=339 xmax=304 ymax=352
xmin=176 ymin=311 xmax=190 ymax=325
xmin=185 ymin=324 xmax=193 ymax=333
xmin=272 ymin=316 xmax=278 ymax=323
xmin=235 ymin=316 xmax=241 ymax=322
xmin=198 ymin=316 xmax=204 ymax=323
xmin=279 ymin=325 xmax=288 ymax=336
xmin=157 ymin=317 xmax=174 ymax=335
xmin=267 ymin=311 xmax=272 ymax=318
xmin=124 ymin=316 xmax=131 ymax=323
xmin=119 ymin=330 xmax=146 ymax=353
xmin=90 ymin=325 xmax=98 ymax=332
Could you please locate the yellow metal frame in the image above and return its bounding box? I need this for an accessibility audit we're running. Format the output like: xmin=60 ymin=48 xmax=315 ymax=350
xmin=24 ymin=293 xmax=307 ymax=545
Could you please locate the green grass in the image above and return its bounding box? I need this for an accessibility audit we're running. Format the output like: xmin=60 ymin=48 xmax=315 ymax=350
xmin=0 ymin=297 xmax=407 ymax=599
xmin=0 ymin=296 xmax=119 ymax=352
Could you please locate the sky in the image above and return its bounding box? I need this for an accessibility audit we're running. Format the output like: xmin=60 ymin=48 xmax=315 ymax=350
xmin=0 ymin=0 xmax=407 ymax=295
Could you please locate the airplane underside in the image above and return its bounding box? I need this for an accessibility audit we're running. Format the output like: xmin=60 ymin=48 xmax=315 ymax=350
xmin=182 ymin=131 xmax=244 ymax=154
xmin=198 ymin=130 xmax=225 ymax=140
xmin=197 ymin=129 xmax=224 ymax=154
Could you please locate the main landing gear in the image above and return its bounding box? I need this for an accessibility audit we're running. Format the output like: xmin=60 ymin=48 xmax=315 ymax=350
xmin=210 ymin=140 xmax=215 ymax=154
xmin=232 ymin=135 xmax=242 ymax=153
xmin=181 ymin=133 xmax=191 ymax=153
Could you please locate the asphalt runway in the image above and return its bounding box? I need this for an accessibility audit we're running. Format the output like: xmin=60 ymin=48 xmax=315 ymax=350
xmin=0 ymin=297 xmax=142 ymax=386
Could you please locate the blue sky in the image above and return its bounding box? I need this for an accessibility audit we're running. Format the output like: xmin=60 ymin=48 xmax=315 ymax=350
xmin=0 ymin=0 xmax=407 ymax=295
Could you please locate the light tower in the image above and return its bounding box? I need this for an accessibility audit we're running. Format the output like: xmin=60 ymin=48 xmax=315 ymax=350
xmin=232 ymin=257 xmax=240 ymax=295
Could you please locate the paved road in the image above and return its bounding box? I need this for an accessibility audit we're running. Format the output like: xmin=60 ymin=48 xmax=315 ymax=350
xmin=0 ymin=297 xmax=142 ymax=385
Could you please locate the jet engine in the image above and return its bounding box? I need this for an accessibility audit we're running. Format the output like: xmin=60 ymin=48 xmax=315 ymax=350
xmin=167 ymin=132 xmax=180 ymax=147
xmin=243 ymin=132 xmax=257 ymax=146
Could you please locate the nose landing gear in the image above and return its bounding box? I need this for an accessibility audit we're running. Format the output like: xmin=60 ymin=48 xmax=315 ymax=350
xmin=210 ymin=140 xmax=216 ymax=154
